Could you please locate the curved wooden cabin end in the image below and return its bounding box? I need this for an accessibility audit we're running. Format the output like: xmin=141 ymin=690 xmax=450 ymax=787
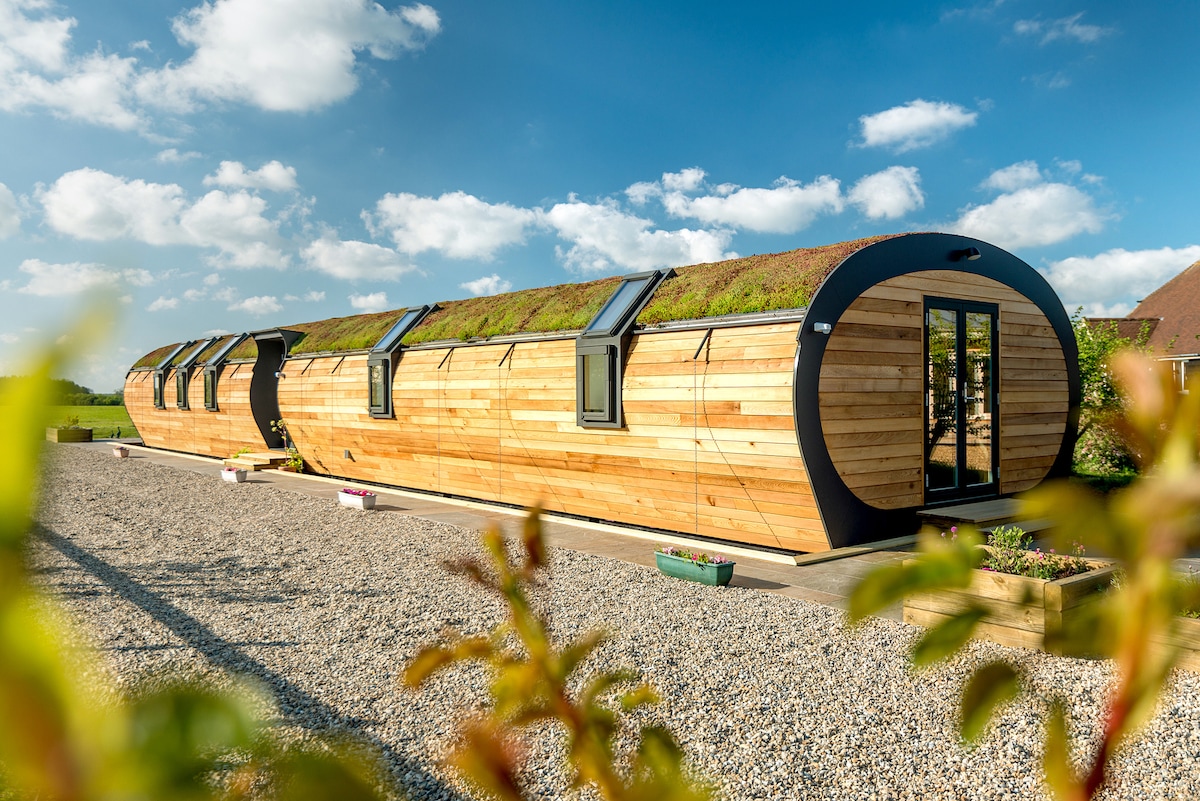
xmin=279 ymin=322 xmax=827 ymax=554
xmin=125 ymin=363 xmax=265 ymax=457
xmin=797 ymin=233 xmax=1079 ymax=550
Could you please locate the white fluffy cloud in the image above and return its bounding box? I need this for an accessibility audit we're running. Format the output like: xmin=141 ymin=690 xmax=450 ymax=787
xmin=369 ymin=191 xmax=539 ymax=260
xmin=147 ymin=296 xmax=179 ymax=311
xmin=664 ymin=175 xmax=844 ymax=234
xmin=949 ymin=162 xmax=1109 ymax=250
xmin=39 ymin=168 xmax=288 ymax=268
xmin=847 ymin=166 xmax=924 ymax=220
xmin=546 ymin=198 xmax=735 ymax=274
xmin=857 ymin=99 xmax=978 ymax=152
xmin=349 ymin=291 xmax=389 ymax=312
xmin=156 ymin=148 xmax=203 ymax=163
xmin=1014 ymin=13 xmax=1115 ymax=45
xmin=460 ymin=274 xmax=512 ymax=297
xmin=12 ymin=259 xmax=152 ymax=296
xmin=203 ymin=160 xmax=298 ymax=192
xmin=0 ymin=0 xmax=440 ymax=131
xmin=228 ymin=295 xmax=282 ymax=316
xmin=1042 ymin=245 xmax=1200 ymax=316
xmin=302 ymin=236 xmax=415 ymax=280
xmin=0 ymin=182 xmax=19 ymax=237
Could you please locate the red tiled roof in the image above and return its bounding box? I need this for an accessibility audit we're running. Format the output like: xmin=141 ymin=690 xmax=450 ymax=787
xmin=1084 ymin=317 xmax=1160 ymax=343
xmin=1128 ymin=260 xmax=1200 ymax=354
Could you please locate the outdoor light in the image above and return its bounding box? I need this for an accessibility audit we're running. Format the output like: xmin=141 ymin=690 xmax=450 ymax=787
xmin=275 ymin=371 xmax=286 ymax=379
xmin=955 ymin=247 xmax=982 ymax=262
xmin=813 ymin=322 xmax=832 ymax=334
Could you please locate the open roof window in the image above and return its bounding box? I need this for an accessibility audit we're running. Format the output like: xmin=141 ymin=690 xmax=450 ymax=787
xmin=202 ymin=333 xmax=248 ymax=412
xmin=576 ymin=269 xmax=673 ymax=428
xmin=368 ymin=305 xmax=435 ymax=419
xmin=153 ymin=342 xmax=193 ymax=410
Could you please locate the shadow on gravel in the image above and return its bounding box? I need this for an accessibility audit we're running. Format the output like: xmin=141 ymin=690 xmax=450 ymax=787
xmin=37 ymin=526 xmax=464 ymax=801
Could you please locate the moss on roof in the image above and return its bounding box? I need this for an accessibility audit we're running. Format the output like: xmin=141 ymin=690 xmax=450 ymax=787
xmin=129 ymin=234 xmax=911 ymax=369
xmin=131 ymin=342 xmax=183 ymax=370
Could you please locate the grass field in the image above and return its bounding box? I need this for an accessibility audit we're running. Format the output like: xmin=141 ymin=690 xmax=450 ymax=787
xmin=47 ymin=406 xmax=137 ymax=438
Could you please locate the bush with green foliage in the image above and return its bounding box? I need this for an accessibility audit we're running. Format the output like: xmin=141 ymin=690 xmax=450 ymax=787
xmin=852 ymin=352 xmax=1200 ymax=801
xmin=1071 ymin=311 xmax=1151 ymax=474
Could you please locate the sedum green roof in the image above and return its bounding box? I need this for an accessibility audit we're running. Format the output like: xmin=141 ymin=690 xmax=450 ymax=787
xmin=130 ymin=234 xmax=908 ymax=368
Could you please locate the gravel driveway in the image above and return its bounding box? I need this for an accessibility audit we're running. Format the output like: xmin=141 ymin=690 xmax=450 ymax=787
xmin=28 ymin=447 xmax=1200 ymax=800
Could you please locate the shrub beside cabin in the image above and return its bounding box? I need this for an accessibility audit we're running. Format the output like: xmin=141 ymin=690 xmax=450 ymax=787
xmin=126 ymin=233 xmax=1079 ymax=554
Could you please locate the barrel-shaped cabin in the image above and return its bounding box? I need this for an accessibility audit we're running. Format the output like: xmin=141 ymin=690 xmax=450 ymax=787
xmin=126 ymin=233 xmax=1079 ymax=553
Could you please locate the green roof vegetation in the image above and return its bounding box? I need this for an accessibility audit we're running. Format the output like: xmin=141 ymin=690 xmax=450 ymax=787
xmin=131 ymin=342 xmax=183 ymax=370
xmin=129 ymin=234 xmax=909 ymax=369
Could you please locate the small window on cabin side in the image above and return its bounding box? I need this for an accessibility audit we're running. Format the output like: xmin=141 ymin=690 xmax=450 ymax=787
xmin=153 ymin=372 xmax=165 ymax=409
xmin=368 ymin=362 xmax=387 ymax=412
xmin=203 ymin=370 xmax=215 ymax=409
xmin=176 ymin=369 xmax=189 ymax=409
xmin=578 ymin=345 xmax=614 ymax=422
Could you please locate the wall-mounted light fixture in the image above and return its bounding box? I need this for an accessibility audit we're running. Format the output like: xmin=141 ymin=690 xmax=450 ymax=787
xmin=954 ymin=247 xmax=982 ymax=262
xmin=813 ymin=322 xmax=832 ymax=335
xmin=274 ymin=371 xmax=286 ymax=379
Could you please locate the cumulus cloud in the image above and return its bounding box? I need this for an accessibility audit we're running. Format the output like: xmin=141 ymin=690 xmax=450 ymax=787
xmin=847 ymin=166 xmax=924 ymax=220
xmin=460 ymin=274 xmax=512 ymax=297
xmin=302 ymin=235 xmax=415 ymax=280
xmin=155 ymin=148 xmax=202 ymax=163
xmin=369 ymin=190 xmax=539 ymax=260
xmin=11 ymin=259 xmax=152 ymax=296
xmin=0 ymin=0 xmax=440 ymax=131
xmin=203 ymin=160 xmax=298 ymax=192
xmin=546 ymin=198 xmax=735 ymax=274
xmin=664 ymin=175 xmax=844 ymax=234
xmin=949 ymin=161 xmax=1109 ymax=249
xmin=1014 ymin=13 xmax=1115 ymax=45
xmin=228 ymin=295 xmax=282 ymax=316
xmin=147 ymin=296 xmax=179 ymax=311
xmin=349 ymin=291 xmax=389 ymax=312
xmin=39 ymin=168 xmax=288 ymax=268
xmin=0 ymin=182 xmax=19 ymax=237
xmin=1042 ymin=245 xmax=1200 ymax=316
xmin=857 ymin=99 xmax=978 ymax=152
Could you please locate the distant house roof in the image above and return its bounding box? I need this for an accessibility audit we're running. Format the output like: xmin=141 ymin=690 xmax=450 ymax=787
xmin=1127 ymin=259 xmax=1200 ymax=355
xmin=1084 ymin=317 xmax=1160 ymax=343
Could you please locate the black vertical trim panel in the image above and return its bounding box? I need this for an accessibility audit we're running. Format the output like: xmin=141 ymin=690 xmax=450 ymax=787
xmin=249 ymin=329 xmax=302 ymax=449
xmin=793 ymin=233 xmax=1080 ymax=550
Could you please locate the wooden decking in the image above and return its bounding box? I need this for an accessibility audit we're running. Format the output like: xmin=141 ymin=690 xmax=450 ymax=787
xmin=917 ymin=497 xmax=1051 ymax=535
xmin=222 ymin=451 xmax=287 ymax=471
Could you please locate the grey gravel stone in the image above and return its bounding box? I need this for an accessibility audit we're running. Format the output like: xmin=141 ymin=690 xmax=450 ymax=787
xmin=27 ymin=448 xmax=1200 ymax=799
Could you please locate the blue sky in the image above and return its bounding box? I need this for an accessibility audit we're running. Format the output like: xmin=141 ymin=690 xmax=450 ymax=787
xmin=0 ymin=0 xmax=1197 ymax=391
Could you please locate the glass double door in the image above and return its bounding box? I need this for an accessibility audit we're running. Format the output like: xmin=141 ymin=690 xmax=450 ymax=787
xmin=925 ymin=299 xmax=998 ymax=501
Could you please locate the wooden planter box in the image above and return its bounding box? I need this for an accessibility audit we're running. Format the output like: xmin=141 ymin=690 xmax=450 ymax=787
xmin=46 ymin=427 xmax=92 ymax=443
xmin=903 ymin=559 xmax=1117 ymax=654
xmin=1153 ymin=616 xmax=1200 ymax=673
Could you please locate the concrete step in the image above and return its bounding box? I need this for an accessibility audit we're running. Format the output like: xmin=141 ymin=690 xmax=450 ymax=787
xmin=223 ymin=452 xmax=286 ymax=470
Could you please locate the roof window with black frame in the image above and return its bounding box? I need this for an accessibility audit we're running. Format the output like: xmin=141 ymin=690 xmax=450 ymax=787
xmin=368 ymin=305 xmax=435 ymax=419
xmin=202 ymin=333 xmax=248 ymax=412
xmin=153 ymin=342 xmax=193 ymax=410
xmin=576 ymin=268 xmax=673 ymax=429
xmin=174 ymin=338 xmax=215 ymax=410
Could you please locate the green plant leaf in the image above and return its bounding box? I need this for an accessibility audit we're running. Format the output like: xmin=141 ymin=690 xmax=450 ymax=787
xmin=1041 ymin=699 xmax=1076 ymax=799
xmin=848 ymin=533 xmax=981 ymax=624
xmin=403 ymin=637 xmax=493 ymax=687
xmin=959 ymin=661 xmax=1021 ymax=744
xmin=911 ymin=605 xmax=988 ymax=667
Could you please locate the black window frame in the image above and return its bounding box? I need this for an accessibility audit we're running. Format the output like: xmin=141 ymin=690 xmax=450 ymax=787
xmin=367 ymin=305 xmax=435 ymax=419
xmin=152 ymin=342 xmax=192 ymax=410
xmin=201 ymin=333 xmax=248 ymax=412
xmin=174 ymin=338 xmax=216 ymax=411
xmin=575 ymin=269 xmax=673 ymax=429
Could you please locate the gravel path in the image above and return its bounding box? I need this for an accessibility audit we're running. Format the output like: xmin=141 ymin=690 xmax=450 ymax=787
xmin=28 ymin=448 xmax=1200 ymax=800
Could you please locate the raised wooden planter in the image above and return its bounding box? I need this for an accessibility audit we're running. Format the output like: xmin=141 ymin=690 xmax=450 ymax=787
xmin=46 ymin=427 xmax=93 ymax=443
xmin=1153 ymin=616 xmax=1200 ymax=673
xmin=903 ymin=559 xmax=1118 ymax=653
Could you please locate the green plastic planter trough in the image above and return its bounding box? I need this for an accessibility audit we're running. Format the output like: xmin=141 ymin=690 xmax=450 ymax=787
xmin=655 ymin=552 xmax=735 ymax=586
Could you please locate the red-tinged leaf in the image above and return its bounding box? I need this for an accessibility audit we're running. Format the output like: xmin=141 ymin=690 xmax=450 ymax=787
xmin=449 ymin=719 xmax=525 ymax=801
xmin=911 ymin=605 xmax=988 ymax=667
xmin=522 ymin=506 xmax=546 ymax=570
xmin=960 ymin=661 xmax=1021 ymax=744
xmin=1041 ymin=699 xmax=1076 ymax=800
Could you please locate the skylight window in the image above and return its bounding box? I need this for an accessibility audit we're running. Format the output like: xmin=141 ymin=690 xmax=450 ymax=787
xmin=367 ymin=305 xmax=435 ymax=419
